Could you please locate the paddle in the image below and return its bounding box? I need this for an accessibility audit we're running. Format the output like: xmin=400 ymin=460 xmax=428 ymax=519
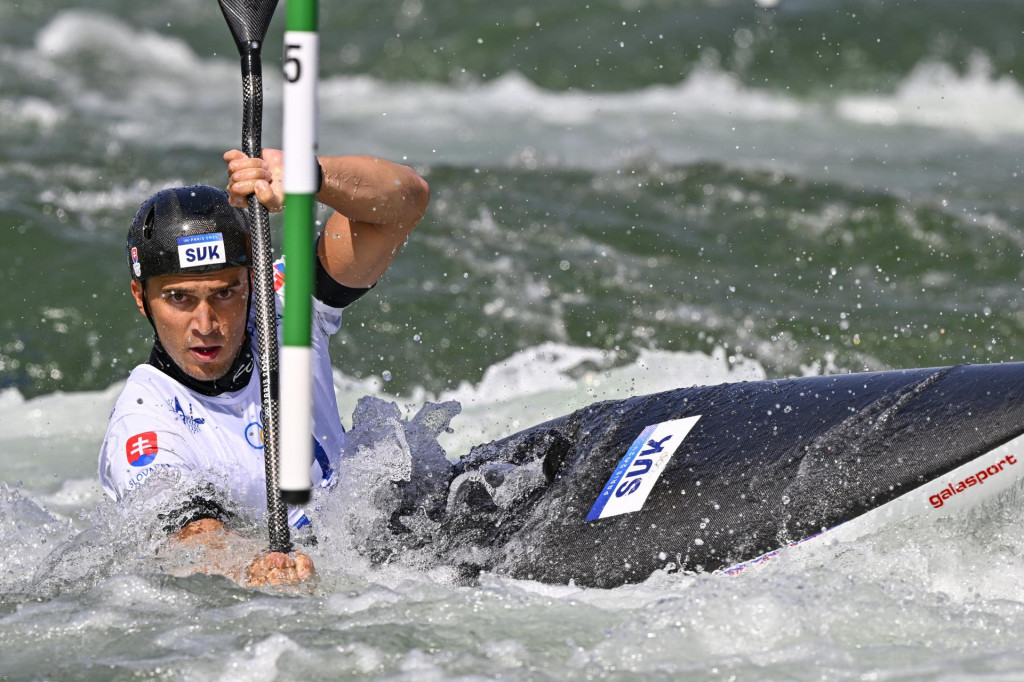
xmin=217 ymin=0 xmax=290 ymax=553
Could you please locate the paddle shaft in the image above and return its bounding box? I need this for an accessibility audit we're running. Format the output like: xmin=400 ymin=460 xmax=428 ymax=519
xmin=238 ymin=42 xmax=291 ymax=554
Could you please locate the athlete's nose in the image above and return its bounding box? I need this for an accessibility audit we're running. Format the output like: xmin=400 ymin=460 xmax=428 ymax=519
xmin=191 ymin=300 xmax=219 ymax=338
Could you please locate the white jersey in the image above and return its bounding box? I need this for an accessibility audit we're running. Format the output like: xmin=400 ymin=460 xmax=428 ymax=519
xmin=98 ymin=261 xmax=344 ymax=529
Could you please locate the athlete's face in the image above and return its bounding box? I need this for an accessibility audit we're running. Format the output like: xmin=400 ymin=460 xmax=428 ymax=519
xmin=131 ymin=268 xmax=250 ymax=382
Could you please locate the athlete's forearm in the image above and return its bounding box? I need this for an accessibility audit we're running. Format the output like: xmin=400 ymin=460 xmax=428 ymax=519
xmin=316 ymin=155 xmax=429 ymax=229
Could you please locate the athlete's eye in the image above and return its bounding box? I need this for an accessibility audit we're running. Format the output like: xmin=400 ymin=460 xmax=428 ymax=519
xmin=164 ymin=291 xmax=189 ymax=303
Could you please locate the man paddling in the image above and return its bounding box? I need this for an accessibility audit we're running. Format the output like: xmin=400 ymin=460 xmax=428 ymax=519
xmin=98 ymin=149 xmax=429 ymax=585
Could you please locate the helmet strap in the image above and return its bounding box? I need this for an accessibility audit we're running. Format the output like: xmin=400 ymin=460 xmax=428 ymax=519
xmin=140 ymin=285 xmax=158 ymax=333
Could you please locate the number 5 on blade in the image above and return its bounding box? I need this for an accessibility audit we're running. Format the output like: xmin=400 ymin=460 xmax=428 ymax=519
xmin=279 ymin=0 xmax=319 ymax=506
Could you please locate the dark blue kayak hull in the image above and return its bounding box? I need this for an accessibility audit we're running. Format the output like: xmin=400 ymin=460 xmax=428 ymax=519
xmin=442 ymin=363 xmax=1024 ymax=587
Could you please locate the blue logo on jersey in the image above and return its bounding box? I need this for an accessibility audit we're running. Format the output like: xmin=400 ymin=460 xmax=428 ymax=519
xmin=313 ymin=438 xmax=334 ymax=486
xmin=245 ymin=412 xmax=264 ymax=449
xmin=167 ymin=397 xmax=206 ymax=434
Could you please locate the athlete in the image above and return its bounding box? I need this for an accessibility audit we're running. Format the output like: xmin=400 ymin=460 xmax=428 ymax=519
xmin=98 ymin=148 xmax=429 ymax=586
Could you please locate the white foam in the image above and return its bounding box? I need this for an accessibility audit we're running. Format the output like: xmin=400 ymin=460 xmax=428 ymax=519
xmin=0 ymin=383 xmax=124 ymax=494
xmin=35 ymin=10 xmax=200 ymax=73
xmin=0 ymin=97 xmax=65 ymax=131
xmin=837 ymin=53 xmax=1024 ymax=138
xmin=27 ymin=10 xmax=250 ymax=152
xmin=313 ymin=55 xmax=1024 ymax=175
xmin=35 ymin=478 xmax=105 ymax=523
xmin=40 ymin=178 xmax=167 ymax=216
xmin=334 ymin=343 xmax=766 ymax=458
xmin=214 ymin=633 xmax=301 ymax=682
xmin=0 ymin=383 xmax=122 ymax=442
xmin=320 ymin=67 xmax=802 ymax=128
xmin=0 ymin=387 xmax=25 ymax=411
xmin=22 ymin=13 xmax=1024 ymax=185
xmin=313 ymin=66 xmax=810 ymax=168
xmin=438 ymin=344 xmax=765 ymax=455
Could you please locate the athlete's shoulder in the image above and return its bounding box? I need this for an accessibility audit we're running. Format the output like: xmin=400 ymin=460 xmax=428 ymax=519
xmin=266 ymin=256 xmax=345 ymax=336
xmin=109 ymin=363 xmax=165 ymax=406
xmin=100 ymin=367 xmax=212 ymax=500
xmin=109 ymin=364 xmax=182 ymax=415
xmin=108 ymin=364 xmax=230 ymax=435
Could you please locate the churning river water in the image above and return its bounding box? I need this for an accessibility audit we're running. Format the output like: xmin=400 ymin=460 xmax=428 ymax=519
xmin=3 ymin=0 xmax=1024 ymax=679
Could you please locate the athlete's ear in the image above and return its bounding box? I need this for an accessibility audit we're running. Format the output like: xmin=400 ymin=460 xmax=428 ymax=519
xmin=131 ymin=280 xmax=147 ymax=318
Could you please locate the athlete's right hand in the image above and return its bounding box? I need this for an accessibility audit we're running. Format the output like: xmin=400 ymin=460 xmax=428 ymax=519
xmin=243 ymin=550 xmax=316 ymax=586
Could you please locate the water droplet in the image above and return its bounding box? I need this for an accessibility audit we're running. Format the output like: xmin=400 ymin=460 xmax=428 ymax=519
xmin=382 ymin=370 xmax=392 ymax=382
xmin=782 ymin=495 xmax=791 ymax=505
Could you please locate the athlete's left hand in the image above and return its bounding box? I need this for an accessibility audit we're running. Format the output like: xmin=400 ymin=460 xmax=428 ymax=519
xmin=224 ymin=148 xmax=285 ymax=213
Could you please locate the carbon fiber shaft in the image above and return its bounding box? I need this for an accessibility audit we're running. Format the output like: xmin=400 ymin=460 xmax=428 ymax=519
xmin=240 ymin=49 xmax=291 ymax=554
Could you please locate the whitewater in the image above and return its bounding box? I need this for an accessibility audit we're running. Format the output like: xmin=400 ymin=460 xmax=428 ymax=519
xmin=6 ymin=0 xmax=1024 ymax=678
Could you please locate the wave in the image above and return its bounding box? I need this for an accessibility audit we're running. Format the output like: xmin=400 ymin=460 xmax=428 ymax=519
xmin=836 ymin=53 xmax=1024 ymax=139
xmin=339 ymin=342 xmax=767 ymax=458
xmin=14 ymin=10 xmax=1024 ymax=174
xmin=35 ymin=10 xmax=203 ymax=74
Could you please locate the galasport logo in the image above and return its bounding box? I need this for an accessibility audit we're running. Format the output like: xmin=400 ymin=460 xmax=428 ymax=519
xmin=929 ymin=454 xmax=1018 ymax=509
xmin=126 ymin=431 xmax=159 ymax=467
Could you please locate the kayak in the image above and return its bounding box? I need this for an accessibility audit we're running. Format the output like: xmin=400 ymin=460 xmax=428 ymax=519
xmin=432 ymin=362 xmax=1024 ymax=587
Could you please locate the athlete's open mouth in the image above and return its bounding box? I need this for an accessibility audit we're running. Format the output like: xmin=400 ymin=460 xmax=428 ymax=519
xmin=189 ymin=346 xmax=222 ymax=362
